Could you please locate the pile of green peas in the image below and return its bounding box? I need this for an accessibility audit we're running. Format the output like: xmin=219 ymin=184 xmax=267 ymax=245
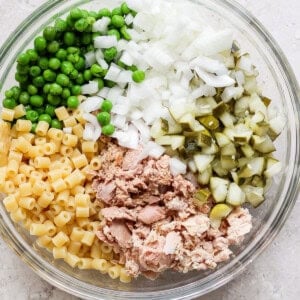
xmin=2 ymin=2 xmax=143 ymax=136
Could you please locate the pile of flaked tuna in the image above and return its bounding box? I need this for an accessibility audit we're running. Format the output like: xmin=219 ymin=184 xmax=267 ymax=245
xmin=92 ymin=139 xmax=252 ymax=279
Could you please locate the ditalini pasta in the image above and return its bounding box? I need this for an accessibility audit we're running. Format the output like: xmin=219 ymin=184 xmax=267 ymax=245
xmin=0 ymin=109 xmax=132 ymax=283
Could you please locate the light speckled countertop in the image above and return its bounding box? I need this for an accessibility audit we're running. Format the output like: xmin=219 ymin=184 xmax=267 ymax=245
xmin=0 ymin=0 xmax=299 ymax=299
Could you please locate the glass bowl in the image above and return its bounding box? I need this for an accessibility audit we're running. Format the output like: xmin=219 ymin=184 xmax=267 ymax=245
xmin=0 ymin=0 xmax=299 ymax=299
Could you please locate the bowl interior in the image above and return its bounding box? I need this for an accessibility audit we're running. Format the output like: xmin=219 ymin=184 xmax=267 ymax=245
xmin=0 ymin=0 xmax=299 ymax=299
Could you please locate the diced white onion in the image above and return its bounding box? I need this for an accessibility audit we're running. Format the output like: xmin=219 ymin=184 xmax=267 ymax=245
xmin=92 ymin=17 xmax=111 ymax=33
xmin=84 ymin=51 xmax=96 ymax=67
xmin=79 ymin=96 xmax=103 ymax=113
xmin=81 ymin=81 xmax=99 ymax=95
xmin=169 ymin=157 xmax=187 ymax=176
xmin=94 ymin=36 xmax=118 ymax=49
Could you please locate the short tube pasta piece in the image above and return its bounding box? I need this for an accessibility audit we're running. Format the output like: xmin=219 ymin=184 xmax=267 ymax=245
xmin=3 ymin=195 xmax=18 ymax=212
xmin=52 ymin=231 xmax=70 ymax=247
xmin=67 ymin=241 xmax=82 ymax=255
xmin=16 ymin=119 xmax=32 ymax=132
xmin=76 ymin=206 xmax=90 ymax=218
xmin=62 ymin=134 xmax=78 ymax=147
xmin=36 ymin=121 xmax=49 ymax=137
xmin=30 ymin=223 xmax=48 ymax=236
xmin=120 ymin=268 xmax=132 ymax=283
xmin=52 ymin=178 xmax=67 ymax=193
xmin=1 ymin=108 xmax=15 ymax=121
xmin=53 ymin=246 xmax=67 ymax=259
xmin=34 ymin=137 xmax=46 ymax=145
xmin=6 ymin=159 xmax=19 ymax=177
xmin=70 ymin=227 xmax=85 ymax=242
xmin=64 ymin=252 xmax=80 ymax=268
xmin=65 ymin=169 xmax=85 ymax=189
xmin=10 ymin=208 xmax=26 ymax=222
xmin=13 ymin=173 xmax=26 ymax=185
xmin=72 ymin=123 xmax=84 ymax=139
xmin=8 ymin=151 xmax=23 ymax=163
xmin=71 ymin=154 xmax=88 ymax=169
xmin=4 ymin=181 xmax=15 ymax=194
xmin=81 ymin=141 xmax=97 ymax=153
xmin=108 ymin=265 xmax=122 ymax=279
xmin=18 ymin=197 xmax=35 ymax=210
xmin=55 ymin=106 xmax=69 ymax=121
xmin=34 ymin=157 xmax=51 ymax=169
xmin=75 ymin=194 xmax=90 ymax=207
xmin=92 ymin=259 xmax=110 ymax=273
xmin=19 ymin=164 xmax=34 ymax=177
xmin=36 ymin=235 xmax=52 ymax=248
xmin=43 ymin=142 xmax=57 ymax=155
xmin=15 ymin=136 xmax=32 ymax=153
xmin=89 ymin=157 xmax=102 ymax=171
xmin=27 ymin=146 xmax=44 ymax=158
xmin=14 ymin=104 xmax=26 ymax=119
xmin=60 ymin=145 xmax=74 ymax=157
xmin=47 ymin=128 xmax=64 ymax=141
xmin=54 ymin=211 xmax=72 ymax=227
xmin=38 ymin=191 xmax=54 ymax=208
xmin=81 ymin=231 xmax=95 ymax=246
xmin=78 ymin=258 xmax=93 ymax=270
xmin=19 ymin=182 xmax=32 ymax=197
xmin=63 ymin=116 xmax=77 ymax=128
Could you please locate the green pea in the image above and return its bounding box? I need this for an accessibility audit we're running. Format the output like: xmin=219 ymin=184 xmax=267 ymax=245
xmin=103 ymin=47 xmax=117 ymax=62
xmin=19 ymin=92 xmax=30 ymax=105
xmin=34 ymin=36 xmax=47 ymax=52
xmin=44 ymin=104 xmax=56 ymax=117
xmin=101 ymin=99 xmax=113 ymax=113
xmin=98 ymin=8 xmax=111 ymax=18
xmin=95 ymin=78 xmax=104 ymax=90
xmin=120 ymin=25 xmax=131 ymax=41
xmin=27 ymin=84 xmax=38 ymax=95
xmin=17 ymin=53 xmax=30 ymax=65
xmin=35 ymin=108 xmax=44 ymax=115
xmin=111 ymin=15 xmax=125 ymax=28
xmin=50 ymin=83 xmax=63 ymax=96
xmin=39 ymin=114 xmax=52 ymax=124
xmin=56 ymin=49 xmax=68 ymax=61
xmin=47 ymin=41 xmax=60 ymax=54
xmin=70 ymin=8 xmax=83 ymax=19
xmin=15 ymin=73 xmax=28 ymax=83
xmin=112 ymin=7 xmax=122 ymax=16
xmin=71 ymin=85 xmax=81 ymax=95
xmin=61 ymin=88 xmax=71 ymax=99
xmin=29 ymin=66 xmax=41 ymax=77
xmin=47 ymin=94 xmax=61 ymax=106
xmin=83 ymin=69 xmax=92 ymax=81
xmin=86 ymin=44 xmax=95 ymax=52
xmin=75 ymin=18 xmax=89 ymax=32
xmin=26 ymin=49 xmax=39 ymax=62
xmin=108 ymin=29 xmax=121 ymax=40
xmin=17 ymin=64 xmax=30 ymax=75
xmin=74 ymin=57 xmax=85 ymax=71
xmin=89 ymin=11 xmax=98 ymax=19
xmin=43 ymin=69 xmax=56 ymax=82
xmin=81 ymin=33 xmax=92 ymax=45
xmin=56 ymin=73 xmax=70 ymax=87
xmin=43 ymin=26 xmax=56 ymax=41
xmin=3 ymin=98 xmax=17 ymax=109
xmin=102 ymin=124 xmax=115 ymax=136
xmin=66 ymin=15 xmax=76 ymax=28
xmin=86 ymin=16 xmax=96 ymax=26
xmin=49 ymin=58 xmax=61 ymax=70
xmin=91 ymin=64 xmax=103 ymax=77
xmin=11 ymin=86 xmax=21 ymax=100
xmin=5 ymin=89 xmax=14 ymax=99
xmin=97 ymin=111 xmax=111 ymax=126
xmin=64 ymin=32 xmax=76 ymax=46
xmin=75 ymin=73 xmax=85 ymax=85
xmin=54 ymin=18 xmax=67 ymax=33
xmin=31 ymin=122 xmax=37 ymax=133
xmin=51 ymin=119 xmax=63 ymax=129
xmin=61 ymin=61 xmax=74 ymax=75
xmin=38 ymin=57 xmax=49 ymax=70
xmin=69 ymin=69 xmax=79 ymax=80
xmin=132 ymin=70 xmax=145 ymax=83
xmin=30 ymin=95 xmax=44 ymax=107
xmin=127 ymin=65 xmax=138 ymax=72
xmin=67 ymin=46 xmax=80 ymax=54
xmin=33 ymin=76 xmax=45 ymax=88
xmin=121 ymin=2 xmax=131 ymax=14
xmin=43 ymin=83 xmax=51 ymax=94
xmin=67 ymin=53 xmax=79 ymax=64
xmin=26 ymin=110 xmax=39 ymax=122
xmin=67 ymin=96 xmax=79 ymax=109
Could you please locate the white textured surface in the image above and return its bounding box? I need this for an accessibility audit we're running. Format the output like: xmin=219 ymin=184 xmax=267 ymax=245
xmin=0 ymin=0 xmax=299 ymax=299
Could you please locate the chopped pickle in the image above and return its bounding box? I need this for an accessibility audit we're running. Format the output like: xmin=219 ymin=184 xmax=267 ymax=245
xmin=197 ymin=131 xmax=212 ymax=147
xmin=221 ymin=155 xmax=237 ymax=170
xmin=261 ymin=96 xmax=272 ymax=107
xmin=209 ymin=203 xmax=232 ymax=228
xmin=198 ymin=115 xmax=219 ymax=130
xmin=194 ymin=188 xmax=211 ymax=206
xmin=212 ymin=101 xmax=228 ymax=117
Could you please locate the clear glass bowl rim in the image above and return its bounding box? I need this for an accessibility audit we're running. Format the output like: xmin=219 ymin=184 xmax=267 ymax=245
xmin=0 ymin=0 xmax=299 ymax=299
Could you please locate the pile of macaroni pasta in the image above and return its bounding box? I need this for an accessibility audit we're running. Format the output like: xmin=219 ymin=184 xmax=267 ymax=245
xmin=0 ymin=107 xmax=131 ymax=283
